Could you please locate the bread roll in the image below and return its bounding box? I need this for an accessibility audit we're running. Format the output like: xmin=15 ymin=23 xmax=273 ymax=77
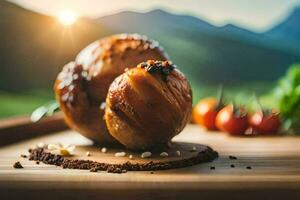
xmin=105 ymin=60 xmax=192 ymax=149
xmin=54 ymin=34 xmax=168 ymax=144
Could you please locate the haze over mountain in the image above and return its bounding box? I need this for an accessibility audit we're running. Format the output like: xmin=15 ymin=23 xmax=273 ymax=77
xmin=98 ymin=9 xmax=300 ymax=53
xmin=97 ymin=9 xmax=300 ymax=86
xmin=0 ymin=0 xmax=300 ymax=92
xmin=265 ymin=6 xmax=300 ymax=46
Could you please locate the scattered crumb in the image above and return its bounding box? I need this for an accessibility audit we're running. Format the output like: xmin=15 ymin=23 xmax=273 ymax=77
xmin=101 ymin=147 xmax=107 ymax=153
xmin=160 ymin=152 xmax=169 ymax=157
xmin=115 ymin=152 xmax=126 ymax=157
xmin=129 ymin=155 xmax=133 ymax=160
xmin=150 ymin=171 xmax=154 ymax=174
xmin=90 ymin=168 xmax=98 ymax=172
xmin=86 ymin=151 xmax=90 ymax=156
xmin=37 ymin=142 xmax=45 ymax=148
xmin=141 ymin=152 xmax=152 ymax=158
xmin=107 ymin=166 xmax=123 ymax=174
xmin=20 ymin=154 xmax=27 ymax=158
xmin=13 ymin=161 xmax=23 ymax=169
xmin=190 ymin=147 xmax=197 ymax=152
xmin=36 ymin=161 xmax=40 ymax=165
xmin=229 ymin=155 xmax=237 ymax=160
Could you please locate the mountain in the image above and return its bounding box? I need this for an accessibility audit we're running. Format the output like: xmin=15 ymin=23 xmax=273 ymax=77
xmin=0 ymin=1 xmax=300 ymax=92
xmin=219 ymin=24 xmax=265 ymax=42
xmin=99 ymin=9 xmax=216 ymax=33
xmin=97 ymin=9 xmax=300 ymax=86
xmin=0 ymin=1 xmax=112 ymax=91
xmin=99 ymin=9 xmax=299 ymax=54
xmin=266 ymin=7 xmax=300 ymax=45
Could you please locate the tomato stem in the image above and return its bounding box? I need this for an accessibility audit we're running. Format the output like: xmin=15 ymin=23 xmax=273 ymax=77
xmin=232 ymin=102 xmax=238 ymax=117
xmin=232 ymin=101 xmax=247 ymax=118
xmin=253 ymin=93 xmax=264 ymax=116
xmin=216 ymin=85 xmax=224 ymax=111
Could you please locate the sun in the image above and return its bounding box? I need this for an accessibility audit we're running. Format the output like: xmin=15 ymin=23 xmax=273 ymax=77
xmin=57 ymin=10 xmax=78 ymax=26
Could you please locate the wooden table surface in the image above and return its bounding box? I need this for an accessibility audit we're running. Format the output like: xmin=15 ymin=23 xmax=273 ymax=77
xmin=1 ymin=124 xmax=300 ymax=200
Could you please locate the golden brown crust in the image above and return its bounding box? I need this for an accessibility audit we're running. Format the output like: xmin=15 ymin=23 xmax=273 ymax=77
xmin=75 ymin=34 xmax=168 ymax=102
xmin=54 ymin=62 xmax=114 ymax=143
xmin=105 ymin=62 xmax=192 ymax=149
xmin=54 ymin=34 xmax=168 ymax=144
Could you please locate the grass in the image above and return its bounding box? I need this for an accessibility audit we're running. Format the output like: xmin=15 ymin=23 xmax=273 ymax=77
xmin=0 ymin=90 xmax=54 ymax=119
xmin=191 ymin=81 xmax=275 ymax=107
xmin=0 ymin=82 xmax=276 ymax=119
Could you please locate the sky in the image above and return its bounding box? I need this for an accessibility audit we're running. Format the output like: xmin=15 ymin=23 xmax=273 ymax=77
xmin=9 ymin=0 xmax=300 ymax=32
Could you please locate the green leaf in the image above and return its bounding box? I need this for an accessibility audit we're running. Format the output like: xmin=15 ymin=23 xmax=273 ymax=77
xmin=274 ymin=64 xmax=300 ymax=134
xmin=30 ymin=101 xmax=60 ymax=122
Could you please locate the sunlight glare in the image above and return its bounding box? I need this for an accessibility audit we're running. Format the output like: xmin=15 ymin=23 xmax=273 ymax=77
xmin=58 ymin=10 xmax=78 ymax=26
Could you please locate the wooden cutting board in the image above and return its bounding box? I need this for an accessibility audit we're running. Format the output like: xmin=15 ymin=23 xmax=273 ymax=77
xmin=1 ymin=123 xmax=300 ymax=200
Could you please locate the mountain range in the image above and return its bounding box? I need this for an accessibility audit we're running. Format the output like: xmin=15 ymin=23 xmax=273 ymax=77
xmin=266 ymin=7 xmax=300 ymax=46
xmin=1 ymin=0 xmax=300 ymax=92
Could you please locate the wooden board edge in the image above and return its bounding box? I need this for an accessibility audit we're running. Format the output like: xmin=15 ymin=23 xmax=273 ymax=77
xmin=0 ymin=113 xmax=68 ymax=146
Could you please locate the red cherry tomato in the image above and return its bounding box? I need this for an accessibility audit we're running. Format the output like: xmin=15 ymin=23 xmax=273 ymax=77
xmin=193 ymin=98 xmax=219 ymax=130
xmin=216 ymin=104 xmax=248 ymax=135
xmin=249 ymin=111 xmax=281 ymax=135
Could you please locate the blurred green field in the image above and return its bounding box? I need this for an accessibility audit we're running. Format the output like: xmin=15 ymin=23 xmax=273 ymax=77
xmin=0 ymin=82 xmax=275 ymax=119
xmin=193 ymin=82 xmax=276 ymax=110
xmin=0 ymin=90 xmax=53 ymax=119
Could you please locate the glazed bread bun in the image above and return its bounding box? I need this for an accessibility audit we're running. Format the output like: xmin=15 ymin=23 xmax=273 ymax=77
xmin=105 ymin=60 xmax=192 ymax=150
xmin=54 ymin=34 xmax=168 ymax=144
